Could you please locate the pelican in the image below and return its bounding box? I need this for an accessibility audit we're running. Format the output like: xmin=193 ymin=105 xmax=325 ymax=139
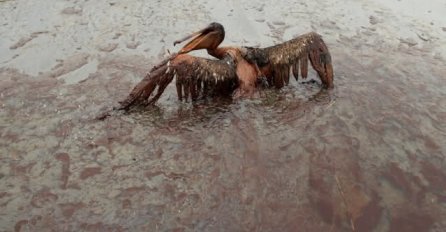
xmin=118 ymin=22 xmax=333 ymax=111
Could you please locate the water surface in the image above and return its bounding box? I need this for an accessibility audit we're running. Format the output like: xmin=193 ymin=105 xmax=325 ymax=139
xmin=1 ymin=0 xmax=446 ymax=231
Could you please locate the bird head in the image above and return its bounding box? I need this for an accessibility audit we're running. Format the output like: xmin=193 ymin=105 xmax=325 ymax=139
xmin=173 ymin=22 xmax=225 ymax=54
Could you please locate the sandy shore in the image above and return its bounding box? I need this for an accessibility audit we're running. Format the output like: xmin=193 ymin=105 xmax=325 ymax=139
xmin=1 ymin=0 xmax=445 ymax=78
xmin=1 ymin=0 xmax=446 ymax=231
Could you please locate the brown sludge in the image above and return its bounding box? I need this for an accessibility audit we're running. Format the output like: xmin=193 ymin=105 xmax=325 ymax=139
xmin=1 ymin=0 xmax=446 ymax=231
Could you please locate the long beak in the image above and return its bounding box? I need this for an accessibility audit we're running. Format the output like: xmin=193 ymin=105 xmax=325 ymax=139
xmin=173 ymin=25 xmax=217 ymax=54
xmin=173 ymin=27 xmax=208 ymax=46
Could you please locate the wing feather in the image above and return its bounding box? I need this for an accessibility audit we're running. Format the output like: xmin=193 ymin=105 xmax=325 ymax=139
xmin=244 ymin=32 xmax=334 ymax=88
xmin=118 ymin=54 xmax=238 ymax=110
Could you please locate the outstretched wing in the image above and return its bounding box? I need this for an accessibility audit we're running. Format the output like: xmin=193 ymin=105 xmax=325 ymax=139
xmin=244 ymin=32 xmax=333 ymax=89
xmin=118 ymin=53 xmax=238 ymax=111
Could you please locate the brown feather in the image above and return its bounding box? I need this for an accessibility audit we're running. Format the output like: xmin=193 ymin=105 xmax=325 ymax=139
xmin=190 ymin=78 xmax=198 ymax=100
xmin=197 ymin=80 xmax=203 ymax=97
xmin=324 ymin=62 xmax=334 ymax=88
xmin=176 ymin=78 xmax=183 ymax=101
xmin=236 ymin=58 xmax=258 ymax=95
xmin=118 ymin=53 xmax=238 ymax=110
xmin=283 ymin=65 xmax=290 ymax=85
xmin=292 ymin=60 xmax=299 ymax=81
xmin=183 ymin=79 xmax=190 ymax=101
xmin=273 ymin=66 xmax=284 ymax=88
xmin=243 ymin=32 xmax=334 ymax=88
xmin=300 ymin=53 xmax=308 ymax=79
xmin=118 ymin=65 xmax=168 ymax=110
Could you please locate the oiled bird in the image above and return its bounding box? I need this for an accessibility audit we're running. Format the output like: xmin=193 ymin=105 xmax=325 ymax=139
xmin=118 ymin=22 xmax=333 ymax=111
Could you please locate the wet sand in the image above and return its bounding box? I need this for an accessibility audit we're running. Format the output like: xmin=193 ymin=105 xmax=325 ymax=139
xmin=1 ymin=0 xmax=446 ymax=231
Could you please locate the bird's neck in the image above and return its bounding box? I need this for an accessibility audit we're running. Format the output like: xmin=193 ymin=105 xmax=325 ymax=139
xmin=207 ymin=47 xmax=227 ymax=59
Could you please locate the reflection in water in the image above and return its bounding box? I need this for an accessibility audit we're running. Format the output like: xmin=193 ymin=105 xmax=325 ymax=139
xmin=126 ymin=97 xmax=234 ymax=129
xmin=307 ymin=89 xmax=333 ymax=104
xmin=124 ymin=85 xmax=331 ymax=131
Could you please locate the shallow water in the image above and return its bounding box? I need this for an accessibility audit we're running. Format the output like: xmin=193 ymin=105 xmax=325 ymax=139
xmin=1 ymin=0 xmax=446 ymax=231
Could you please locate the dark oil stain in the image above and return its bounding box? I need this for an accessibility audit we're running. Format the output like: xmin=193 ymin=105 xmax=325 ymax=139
xmin=14 ymin=220 xmax=29 ymax=232
xmin=59 ymin=202 xmax=85 ymax=218
xmin=79 ymin=167 xmax=102 ymax=180
xmin=419 ymin=160 xmax=446 ymax=192
xmin=30 ymin=190 xmax=58 ymax=208
xmin=390 ymin=211 xmax=434 ymax=232
xmin=55 ymin=153 xmax=71 ymax=189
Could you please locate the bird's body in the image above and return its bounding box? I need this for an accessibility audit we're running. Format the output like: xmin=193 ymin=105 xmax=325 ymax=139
xmin=117 ymin=22 xmax=334 ymax=111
